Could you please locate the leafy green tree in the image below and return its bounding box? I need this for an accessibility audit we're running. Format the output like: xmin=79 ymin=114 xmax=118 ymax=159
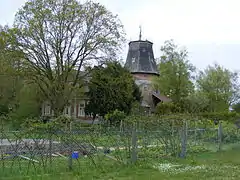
xmin=9 ymin=83 xmax=42 ymax=128
xmin=0 ymin=26 xmax=24 ymax=115
xmin=85 ymin=62 xmax=141 ymax=118
xmin=196 ymin=63 xmax=240 ymax=112
xmin=153 ymin=40 xmax=195 ymax=107
xmin=14 ymin=0 xmax=125 ymax=116
xmin=181 ymin=91 xmax=210 ymax=113
xmin=232 ymin=102 xmax=240 ymax=113
xmin=0 ymin=26 xmax=43 ymax=127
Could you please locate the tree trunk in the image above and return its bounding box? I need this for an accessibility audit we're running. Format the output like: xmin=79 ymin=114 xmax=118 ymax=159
xmin=91 ymin=114 xmax=96 ymax=124
xmin=52 ymin=106 xmax=64 ymax=118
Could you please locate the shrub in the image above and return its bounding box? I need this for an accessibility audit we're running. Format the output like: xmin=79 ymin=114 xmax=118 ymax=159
xmin=155 ymin=102 xmax=180 ymax=115
xmin=105 ymin=109 xmax=126 ymax=126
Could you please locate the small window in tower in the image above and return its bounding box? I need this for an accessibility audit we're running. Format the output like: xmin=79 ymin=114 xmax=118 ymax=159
xmin=132 ymin=57 xmax=135 ymax=63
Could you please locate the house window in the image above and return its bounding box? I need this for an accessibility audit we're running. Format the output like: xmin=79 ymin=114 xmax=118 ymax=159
xmin=78 ymin=102 xmax=85 ymax=117
xmin=44 ymin=105 xmax=51 ymax=115
xmin=64 ymin=106 xmax=71 ymax=116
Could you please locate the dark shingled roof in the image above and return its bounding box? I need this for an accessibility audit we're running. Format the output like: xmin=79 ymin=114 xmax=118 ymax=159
xmin=124 ymin=40 xmax=159 ymax=75
xmin=152 ymin=91 xmax=172 ymax=102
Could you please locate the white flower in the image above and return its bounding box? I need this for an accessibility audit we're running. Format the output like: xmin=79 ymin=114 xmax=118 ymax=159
xmin=153 ymin=163 xmax=207 ymax=174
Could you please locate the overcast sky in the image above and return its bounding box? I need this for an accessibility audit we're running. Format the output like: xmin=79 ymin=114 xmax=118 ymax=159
xmin=0 ymin=0 xmax=240 ymax=71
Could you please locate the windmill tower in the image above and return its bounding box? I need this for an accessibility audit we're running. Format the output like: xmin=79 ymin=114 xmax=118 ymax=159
xmin=124 ymin=27 xmax=171 ymax=111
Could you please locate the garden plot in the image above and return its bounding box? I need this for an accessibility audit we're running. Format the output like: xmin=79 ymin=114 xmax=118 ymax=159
xmin=0 ymin=138 xmax=96 ymax=160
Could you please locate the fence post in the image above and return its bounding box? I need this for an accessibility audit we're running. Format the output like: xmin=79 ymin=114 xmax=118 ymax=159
xmin=120 ymin=120 xmax=123 ymax=132
xmin=0 ymin=116 xmax=4 ymax=169
xmin=68 ymin=121 xmax=73 ymax=171
xmin=194 ymin=119 xmax=197 ymax=145
xmin=131 ymin=123 xmax=137 ymax=163
xmin=180 ymin=120 xmax=188 ymax=158
xmin=49 ymin=128 xmax=53 ymax=167
xmin=171 ymin=120 xmax=174 ymax=136
xmin=218 ymin=121 xmax=223 ymax=151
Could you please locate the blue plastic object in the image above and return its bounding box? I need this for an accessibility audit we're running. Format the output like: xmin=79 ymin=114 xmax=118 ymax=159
xmin=71 ymin=151 xmax=79 ymax=159
xmin=104 ymin=149 xmax=110 ymax=154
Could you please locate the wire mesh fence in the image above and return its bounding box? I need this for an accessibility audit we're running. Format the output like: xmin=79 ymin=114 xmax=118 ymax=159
xmin=1 ymin=116 xmax=240 ymax=178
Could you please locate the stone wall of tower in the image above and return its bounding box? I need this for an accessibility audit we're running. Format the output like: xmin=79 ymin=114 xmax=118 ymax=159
xmin=132 ymin=73 xmax=158 ymax=108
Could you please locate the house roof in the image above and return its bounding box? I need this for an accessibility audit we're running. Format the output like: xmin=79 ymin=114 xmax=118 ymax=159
xmin=152 ymin=91 xmax=172 ymax=102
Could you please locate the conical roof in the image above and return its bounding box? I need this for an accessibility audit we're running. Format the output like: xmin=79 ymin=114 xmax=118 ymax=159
xmin=124 ymin=40 xmax=159 ymax=75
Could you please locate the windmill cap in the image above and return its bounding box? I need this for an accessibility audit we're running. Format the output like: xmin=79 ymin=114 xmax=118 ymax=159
xmin=128 ymin=40 xmax=153 ymax=45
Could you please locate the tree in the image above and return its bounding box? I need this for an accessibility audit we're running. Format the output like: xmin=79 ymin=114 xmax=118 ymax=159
xmin=85 ymin=62 xmax=141 ymax=119
xmin=196 ymin=63 xmax=240 ymax=112
xmin=153 ymin=40 xmax=195 ymax=107
xmin=0 ymin=26 xmax=24 ymax=115
xmin=9 ymin=83 xmax=42 ymax=128
xmin=105 ymin=109 xmax=126 ymax=126
xmin=13 ymin=0 xmax=125 ymax=116
xmin=181 ymin=91 xmax=210 ymax=113
xmin=231 ymin=102 xmax=240 ymax=113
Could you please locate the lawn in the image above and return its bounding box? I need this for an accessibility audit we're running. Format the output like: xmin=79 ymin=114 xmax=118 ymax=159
xmin=1 ymin=146 xmax=240 ymax=180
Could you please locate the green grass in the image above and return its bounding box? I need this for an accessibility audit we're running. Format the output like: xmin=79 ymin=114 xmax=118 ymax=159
xmin=2 ymin=145 xmax=240 ymax=180
xmin=1 ymin=123 xmax=240 ymax=180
